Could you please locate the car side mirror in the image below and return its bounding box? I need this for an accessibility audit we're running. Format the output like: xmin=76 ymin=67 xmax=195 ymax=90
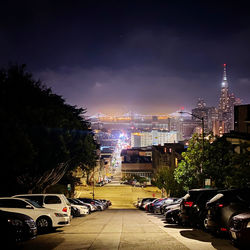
xmin=25 ymin=205 xmax=33 ymax=209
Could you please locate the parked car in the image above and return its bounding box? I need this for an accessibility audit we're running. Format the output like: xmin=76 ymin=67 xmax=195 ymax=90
xmin=99 ymin=199 xmax=112 ymax=207
xmin=161 ymin=198 xmax=183 ymax=215
xmin=13 ymin=194 xmax=71 ymax=218
xmin=0 ymin=210 xmax=37 ymax=243
xmin=74 ymin=199 xmax=97 ymax=212
xmin=153 ymin=198 xmax=178 ymax=214
xmin=78 ymin=198 xmax=104 ymax=211
xmin=146 ymin=198 xmax=164 ymax=213
xmin=77 ymin=198 xmax=104 ymax=211
xmin=205 ymin=188 xmax=250 ymax=234
xmin=67 ymin=198 xmax=90 ymax=216
xmin=0 ymin=198 xmax=70 ymax=232
xmin=229 ymin=211 xmax=250 ymax=248
xmin=96 ymin=181 xmax=104 ymax=187
xmin=70 ymin=206 xmax=81 ymax=218
xmin=139 ymin=198 xmax=156 ymax=210
xmin=93 ymin=199 xmax=106 ymax=210
xmin=165 ymin=204 xmax=181 ymax=224
xmin=180 ymin=188 xmax=218 ymax=228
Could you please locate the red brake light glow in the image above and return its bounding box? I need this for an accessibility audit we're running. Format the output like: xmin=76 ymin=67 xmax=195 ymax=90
xmin=220 ymin=227 xmax=227 ymax=232
xmin=218 ymin=204 xmax=224 ymax=207
xmin=62 ymin=207 xmax=67 ymax=212
xmin=184 ymin=201 xmax=193 ymax=207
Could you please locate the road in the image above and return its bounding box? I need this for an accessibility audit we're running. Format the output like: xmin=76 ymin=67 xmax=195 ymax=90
xmin=18 ymin=209 xmax=236 ymax=250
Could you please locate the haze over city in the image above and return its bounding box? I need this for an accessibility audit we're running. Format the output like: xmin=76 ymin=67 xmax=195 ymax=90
xmin=1 ymin=0 xmax=250 ymax=115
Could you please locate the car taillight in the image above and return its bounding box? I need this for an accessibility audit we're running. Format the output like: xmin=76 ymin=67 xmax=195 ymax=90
xmin=62 ymin=207 xmax=67 ymax=212
xmin=91 ymin=202 xmax=95 ymax=205
xmin=218 ymin=204 xmax=224 ymax=207
xmin=184 ymin=201 xmax=193 ymax=207
xmin=220 ymin=227 xmax=227 ymax=231
xmin=152 ymin=203 xmax=154 ymax=206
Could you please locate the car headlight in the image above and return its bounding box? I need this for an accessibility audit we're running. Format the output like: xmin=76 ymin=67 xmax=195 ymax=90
xmin=8 ymin=219 xmax=23 ymax=227
xmin=54 ymin=213 xmax=67 ymax=217
xmin=246 ymin=221 xmax=250 ymax=228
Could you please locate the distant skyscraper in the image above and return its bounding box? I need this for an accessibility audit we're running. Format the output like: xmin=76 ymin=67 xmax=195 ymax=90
xmin=197 ymin=98 xmax=206 ymax=108
xmin=218 ymin=64 xmax=241 ymax=134
xmin=192 ymin=99 xmax=217 ymax=134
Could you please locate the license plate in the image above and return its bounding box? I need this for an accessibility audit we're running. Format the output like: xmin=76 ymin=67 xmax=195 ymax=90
xmin=231 ymin=231 xmax=237 ymax=239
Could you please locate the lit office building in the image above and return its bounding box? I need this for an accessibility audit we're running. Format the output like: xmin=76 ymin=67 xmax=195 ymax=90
xmin=131 ymin=130 xmax=179 ymax=147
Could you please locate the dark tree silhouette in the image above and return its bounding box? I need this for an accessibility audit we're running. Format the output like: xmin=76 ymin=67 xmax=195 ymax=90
xmin=0 ymin=64 xmax=97 ymax=195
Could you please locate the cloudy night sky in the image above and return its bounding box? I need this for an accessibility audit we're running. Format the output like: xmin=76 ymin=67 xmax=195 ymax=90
xmin=1 ymin=0 xmax=250 ymax=115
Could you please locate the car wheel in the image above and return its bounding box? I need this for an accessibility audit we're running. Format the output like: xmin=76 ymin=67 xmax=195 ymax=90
xmin=36 ymin=216 xmax=52 ymax=233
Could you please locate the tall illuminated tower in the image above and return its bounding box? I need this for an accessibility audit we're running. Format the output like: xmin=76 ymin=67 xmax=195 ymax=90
xmin=218 ymin=64 xmax=230 ymax=115
xmin=218 ymin=64 xmax=239 ymax=133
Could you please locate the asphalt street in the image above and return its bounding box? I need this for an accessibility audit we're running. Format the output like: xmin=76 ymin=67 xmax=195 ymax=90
xmin=17 ymin=209 xmax=236 ymax=250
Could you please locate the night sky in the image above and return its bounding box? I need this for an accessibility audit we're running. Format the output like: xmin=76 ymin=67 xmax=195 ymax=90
xmin=1 ymin=0 xmax=250 ymax=115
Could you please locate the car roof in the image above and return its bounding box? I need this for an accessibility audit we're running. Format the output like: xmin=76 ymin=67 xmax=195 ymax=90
xmin=14 ymin=194 xmax=65 ymax=196
xmin=189 ymin=188 xmax=218 ymax=192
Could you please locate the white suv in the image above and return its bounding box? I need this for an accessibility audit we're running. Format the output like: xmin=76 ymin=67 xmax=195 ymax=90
xmin=0 ymin=197 xmax=70 ymax=231
xmin=13 ymin=194 xmax=71 ymax=218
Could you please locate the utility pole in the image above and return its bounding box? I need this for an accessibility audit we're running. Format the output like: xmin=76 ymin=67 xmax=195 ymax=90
xmin=92 ymin=167 xmax=95 ymax=199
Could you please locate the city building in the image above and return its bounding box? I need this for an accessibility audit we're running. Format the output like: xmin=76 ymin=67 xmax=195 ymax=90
xmin=89 ymin=112 xmax=170 ymax=130
xmin=131 ymin=130 xmax=179 ymax=147
xmin=152 ymin=143 xmax=185 ymax=173
xmin=192 ymin=98 xmax=217 ymax=134
xmin=234 ymin=104 xmax=250 ymax=134
xmin=121 ymin=148 xmax=153 ymax=181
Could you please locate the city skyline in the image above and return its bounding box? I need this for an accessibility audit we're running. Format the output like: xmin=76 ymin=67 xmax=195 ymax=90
xmin=1 ymin=1 xmax=250 ymax=115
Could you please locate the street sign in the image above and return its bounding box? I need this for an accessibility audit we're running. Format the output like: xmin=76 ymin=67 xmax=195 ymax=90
xmin=205 ymin=179 xmax=211 ymax=188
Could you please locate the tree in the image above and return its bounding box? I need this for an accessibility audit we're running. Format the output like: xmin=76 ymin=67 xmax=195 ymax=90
xmin=203 ymin=136 xmax=235 ymax=188
xmin=224 ymin=142 xmax=250 ymax=188
xmin=174 ymin=133 xmax=250 ymax=190
xmin=153 ymin=167 xmax=184 ymax=197
xmin=0 ymin=64 xmax=97 ymax=195
xmin=174 ymin=134 xmax=207 ymax=190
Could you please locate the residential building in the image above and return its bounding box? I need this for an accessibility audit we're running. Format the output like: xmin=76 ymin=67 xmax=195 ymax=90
xmin=121 ymin=148 xmax=153 ymax=181
xmin=234 ymin=104 xmax=250 ymax=134
xmin=152 ymin=143 xmax=185 ymax=173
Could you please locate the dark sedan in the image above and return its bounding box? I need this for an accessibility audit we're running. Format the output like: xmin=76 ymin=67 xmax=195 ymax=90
xmin=229 ymin=211 xmax=250 ymax=248
xmin=0 ymin=210 xmax=37 ymax=243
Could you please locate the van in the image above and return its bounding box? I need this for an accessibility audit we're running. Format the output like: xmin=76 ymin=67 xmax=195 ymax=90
xmin=13 ymin=194 xmax=71 ymax=218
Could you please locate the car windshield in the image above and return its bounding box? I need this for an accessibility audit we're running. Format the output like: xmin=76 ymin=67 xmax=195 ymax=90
xmin=26 ymin=199 xmax=43 ymax=208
